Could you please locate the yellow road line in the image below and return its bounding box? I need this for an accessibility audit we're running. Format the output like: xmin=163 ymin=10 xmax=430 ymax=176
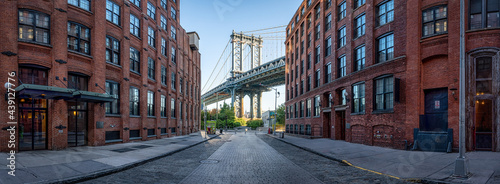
xmin=342 ymin=160 xmax=401 ymax=180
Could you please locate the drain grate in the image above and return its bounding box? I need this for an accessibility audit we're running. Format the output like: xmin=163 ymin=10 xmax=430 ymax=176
xmin=200 ymin=159 xmax=219 ymax=164
xmin=110 ymin=148 xmax=135 ymax=153
xmin=132 ymin=145 xmax=153 ymax=149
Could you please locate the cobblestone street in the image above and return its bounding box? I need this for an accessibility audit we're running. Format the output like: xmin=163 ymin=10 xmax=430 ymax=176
xmin=80 ymin=132 xmax=407 ymax=184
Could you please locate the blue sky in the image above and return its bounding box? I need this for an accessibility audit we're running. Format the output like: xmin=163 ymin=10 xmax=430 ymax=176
xmin=180 ymin=0 xmax=302 ymax=112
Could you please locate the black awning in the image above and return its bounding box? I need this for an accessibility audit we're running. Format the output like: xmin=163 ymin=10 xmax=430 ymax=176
xmin=72 ymin=91 xmax=117 ymax=103
xmin=15 ymin=84 xmax=74 ymax=100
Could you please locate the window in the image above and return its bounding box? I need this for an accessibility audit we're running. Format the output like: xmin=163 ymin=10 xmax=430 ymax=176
xmin=171 ymin=25 xmax=176 ymax=40
xmin=315 ymin=5 xmax=321 ymax=20
xmin=161 ymin=38 xmax=167 ymax=56
xmin=423 ymin=6 xmax=447 ymax=37
xmin=307 ymin=33 xmax=311 ymax=48
xmin=67 ymin=22 xmax=90 ymax=55
xmin=148 ymin=26 xmax=155 ymax=47
xmin=19 ymin=67 xmax=48 ymax=85
xmin=377 ymin=0 xmax=394 ymax=26
xmin=326 ymin=0 xmax=332 ymax=9
xmin=179 ymin=101 xmax=183 ymax=119
xmin=352 ymin=82 xmax=365 ymax=113
xmin=161 ymin=65 xmax=167 ymax=85
xmin=306 ymin=99 xmax=311 ymax=117
xmin=301 ymin=60 xmax=304 ymax=74
xmin=147 ymin=1 xmax=156 ymax=20
xmin=338 ymin=55 xmax=346 ymax=78
xmin=106 ymin=36 xmax=120 ymax=65
xmin=300 ymin=101 xmax=304 ymax=117
xmin=338 ymin=26 xmax=346 ymax=48
xmin=171 ymin=98 xmax=176 ymax=118
xmin=171 ymin=72 xmax=176 ymax=90
xmin=470 ymin=0 xmax=500 ymax=29
xmin=106 ymin=0 xmax=120 ymax=25
xmin=307 ymin=0 xmax=312 ymax=7
xmin=355 ymin=0 xmax=365 ymax=9
xmin=306 ymin=125 xmax=311 ymax=135
xmin=147 ymin=91 xmax=155 ymax=116
xmin=315 ymin=24 xmax=321 ymax=40
xmin=315 ymin=45 xmax=320 ymax=63
xmin=325 ymin=36 xmax=332 ymax=57
xmin=315 ymin=70 xmax=320 ymax=88
xmin=171 ymin=6 xmax=177 ymax=21
xmin=161 ymin=0 xmax=167 ymax=9
xmin=295 ymin=65 xmax=298 ymax=79
xmin=314 ymin=95 xmax=320 ymax=116
xmin=476 ymin=56 xmax=493 ymax=94
xmin=68 ymin=74 xmax=88 ymax=90
xmin=301 ymin=7 xmax=305 ymax=16
xmin=147 ymin=129 xmax=155 ymax=136
xmin=294 ymin=103 xmax=298 ymax=118
xmin=355 ymin=14 xmax=366 ymax=38
xmin=161 ymin=15 xmax=167 ymax=30
xmin=161 ymin=95 xmax=166 ymax=117
xmin=171 ymin=47 xmax=176 ymax=63
xmin=18 ymin=9 xmax=50 ymax=44
xmin=130 ymin=87 xmax=140 ymax=116
xmin=130 ymin=0 xmax=140 ymax=8
xmin=68 ymin=0 xmax=90 ymax=11
xmin=130 ymin=14 xmax=140 ymax=37
xmin=148 ymin=57 xmax=155 ymax=80
xmin=300 ymin=80 xmax=304 ymax=95
xmin=105 ymin=81 xmax=119 ymax=114
xmin=325 ymin=13 xmax=332 ymax=31
xmin=338 ymin=1 xmax=346 ymax=20
xmin=307 ymin=75 xmax=311 ymax=91
xmin=130 ymin=47 xmax=140 ymax=73
xmin=340 ymin=89 xmax=347 ymax=105
xmin=374 ymin=76 xmax=394 ymax=111
xmin=377 ymin=33 xmax=394 ymax=63
xmin=325 ymin=63 xmax=331 ymax=83
xmin=179 ymin=77 xmax=183 ymax=94
xmin=307 ymin=53 xmax=311 ymax=69
xmin=301 ymin=41 xmax=304 ymax=54
xmin=129 ymin=130 xmax=140 ymax=139
xmin=355 ymin=45 xmax=366 ymax=71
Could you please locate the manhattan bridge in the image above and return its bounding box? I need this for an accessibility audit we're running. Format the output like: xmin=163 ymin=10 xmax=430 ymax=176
xmin=201 ymin=26 xmax=286 ymax=119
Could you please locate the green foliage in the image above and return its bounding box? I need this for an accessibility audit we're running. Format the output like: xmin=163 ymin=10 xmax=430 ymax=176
xmin=234 ymin=118 xmax=246 ymax=126
xmin=276 ymin=104 xmax=285 ymax=125
xmin=247 ymin=120 xmax=264 ymax=129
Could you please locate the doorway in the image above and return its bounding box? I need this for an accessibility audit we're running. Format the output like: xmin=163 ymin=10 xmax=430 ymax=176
xmin=68 ymin=101 xmax=88 ymax=147
xmin=475 ymin=99 xmax=493 ymax=151
xmin=323 ymin=112 xmax=331 ymax=138
xmin=336 ymin=111 xmax=346 ymax=140
xmin=19 ymin=99 xmax=47 ymax=151
xmin=423 ymin=88 xmax=448 ymax=132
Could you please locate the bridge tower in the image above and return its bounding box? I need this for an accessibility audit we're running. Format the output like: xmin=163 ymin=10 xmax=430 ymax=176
xmin=230 ymin=31 xmax=263 ymax=118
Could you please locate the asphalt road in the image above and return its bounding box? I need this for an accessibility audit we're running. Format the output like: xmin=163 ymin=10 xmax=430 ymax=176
xmin=80 ymin=132 xmax=408 ymax=184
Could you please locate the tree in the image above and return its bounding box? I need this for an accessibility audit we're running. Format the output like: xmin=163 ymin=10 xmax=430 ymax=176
xmin=276 ymin=104 xmax=285 ymax=125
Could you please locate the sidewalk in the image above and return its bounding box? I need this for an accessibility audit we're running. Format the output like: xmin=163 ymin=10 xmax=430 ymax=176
xmin=267 ymin=133 xmax=500 ymax=184
xmin=0 ymin=132 xmax=219 ymax=184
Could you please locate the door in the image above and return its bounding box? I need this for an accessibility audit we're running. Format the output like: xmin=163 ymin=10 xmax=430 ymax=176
xmin=475 ymin=99 xmax=493 ymax=151
xmin=423 ymin=88 xmax=448 ymax=132
xmin=68 ymin=102 xmax=88 ymax=147
xmin=324 ymin=112 xmax=331 ymax=138
xmin=336 ymin=111 xmax=346 ymax=140
xmin=19 ymin=99 xmax=47 ymax=151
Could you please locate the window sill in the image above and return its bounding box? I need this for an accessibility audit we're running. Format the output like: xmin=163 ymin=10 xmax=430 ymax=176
xmin=466 ymin=27 xmax=500 ymax=33
xmin=374 ymin=20 xmax=394 ymax=29
xmin=421 ymin=32 xmax=448 ymax=40
xmin=129 ymin=137 xmax=142 ymax=140
xmin=68 ymin=4 xmax=93 ymax=15
xmin=351 ymin=112 xmax=366 ymax=116
xmin=147 ymin=135 xmax=156 ymax=138
xmin=18 ymin=40 xmax=52 ymax=48
xmin=105 ymin=139 xmax=123 ymax=144
xmin=106 ymin=62 xmax=122 ymax=68
xmin=130 ymin=70 xmax=141 ymax=76
xmin=352 ymin=34 xmax=365 ymax=41
xmin=161 ymin=133 xmax=169 ymax=136
xmin=372 ymin=110 xmax=394 ymax=114
xmin=68 ymin=50 xmax=93 ymax=59
xmin=130 ymin=115 xmax=141 ymax=118
xmin=131 ymin=34 xmax=141 ymax=41
xmin=105 ymin=114 xmax=121 ymax=117
xmin=106 ymin=20 xmax=122 ymax=30
xmin=147 ymin=116 xmax=156 ymax=118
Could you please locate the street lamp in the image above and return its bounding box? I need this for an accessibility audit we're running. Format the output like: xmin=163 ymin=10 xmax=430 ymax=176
xmin=258 ymin=84 xmax=280 ymax=135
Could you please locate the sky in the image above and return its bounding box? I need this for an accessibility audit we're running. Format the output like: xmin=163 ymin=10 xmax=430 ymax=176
xmin=180 ymin=0 xmax=302 ymax=112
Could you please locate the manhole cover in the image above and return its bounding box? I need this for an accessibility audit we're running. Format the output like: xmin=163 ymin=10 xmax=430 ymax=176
xmin=111 ymin=148 xmax=135 ymax=153
xmin=132 ymin=145 xmax=153 ymax=149
xmin=200 ymin=159 xmax=219 ymax=164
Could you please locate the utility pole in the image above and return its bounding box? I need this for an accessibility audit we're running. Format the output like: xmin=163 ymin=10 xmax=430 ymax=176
xmin=454 ymin=0 xmax=469 ymax=177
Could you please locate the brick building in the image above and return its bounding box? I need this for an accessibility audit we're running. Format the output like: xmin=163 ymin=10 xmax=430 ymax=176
xmin=285 ymin=0 xmax=500 ymax=152
xmin=0 ymin=0 xmax=201 ymax=152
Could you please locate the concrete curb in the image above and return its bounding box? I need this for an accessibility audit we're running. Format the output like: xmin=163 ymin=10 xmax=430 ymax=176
xmin=34 ymin=135 xmax=220 ymax=184
xmin=264 ymin=134 xmax=450 ymax=184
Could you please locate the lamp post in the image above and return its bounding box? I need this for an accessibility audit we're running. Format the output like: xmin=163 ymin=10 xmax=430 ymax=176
xmin=204 ymin=102 xmax=207 ymax=139
xmin=272 ymin=87 xmax=280 ymax=135
xmin=454 ymin=0 xmax=469 ymax=177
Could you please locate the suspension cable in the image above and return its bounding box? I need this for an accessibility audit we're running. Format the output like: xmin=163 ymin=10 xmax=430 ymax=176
xmin=202 ymin=39 xmax=231 ymax=92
